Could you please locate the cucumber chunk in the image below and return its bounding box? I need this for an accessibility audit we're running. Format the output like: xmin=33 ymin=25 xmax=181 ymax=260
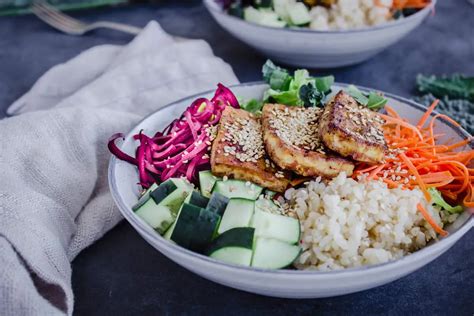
xmin=163 ymin=192 xmax=193 ymax=240
xmin=211 ymin=247 xmax=253 ymax=266
xmin=150 ymin=180 xmax=177 ymax=204
xmin=251 ymin=237 xmax=301 ymax=269
xmin=263 ymin=189 xmax=277 ymax=199
xmin=151 ymin=178 xmax=193 ymax=213
xmin=207 ymin=227 xmax=255 ymax=266
xmin=251 ymin=209 xmax=300 ymax=244
xmin=218 ymin=199 xmax=255 ymax=234
xmin=205 ymin=192 xmax=230 ymax=216
xmin=132 ymin=182 xmax=158 ymax=212
xmin=134 ymin=179 xmax=192 ymax=235
xmin=213 ymin=179 xmax=263 ymax=200
xmin=188 ymin=191 xmax=209 ymax=208
xmin=244 ymin=6 xmax=286 ymax=28
xmin=134 ymin=199 xmax=175 ymax=234
xmin=199 ymin=171 xmax=220 ymax=198
xmin=287 ymin=2 xmax=311 ymax=26
xmin=171 ymin=203 xmax=221 ymax=252
xmin=255 ymin=196 xmax=282 ymax=215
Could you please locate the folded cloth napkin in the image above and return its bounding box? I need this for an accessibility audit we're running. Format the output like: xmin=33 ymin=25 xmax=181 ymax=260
xmin=0 ymin=21 xmax=238 ymax=315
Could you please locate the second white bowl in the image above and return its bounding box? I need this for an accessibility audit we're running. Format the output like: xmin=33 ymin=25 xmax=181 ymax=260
xmin=204 ymin=0 xmax=435 ymax=68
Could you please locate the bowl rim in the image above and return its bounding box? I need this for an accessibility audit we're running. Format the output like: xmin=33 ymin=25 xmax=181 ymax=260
xmin=109 ymin=81 xmax=473 ymax=277
xmin=203 ymin=0 xmax=436 ymax=35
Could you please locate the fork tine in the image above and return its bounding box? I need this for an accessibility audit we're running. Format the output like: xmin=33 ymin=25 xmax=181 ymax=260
xmin=32 ymin=1 xmax=142 ymax=36
xmin=33 ymin=3 xmax=84 ymax=29
xmin=32 ymin=4 xmax=77 ymax=33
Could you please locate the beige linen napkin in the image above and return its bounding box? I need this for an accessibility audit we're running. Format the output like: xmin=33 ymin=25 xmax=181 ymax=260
xmin=0 ymin=21 xmax=238 ymax=315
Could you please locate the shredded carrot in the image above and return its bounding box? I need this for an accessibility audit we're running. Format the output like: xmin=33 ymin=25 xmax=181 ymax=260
xmin=380 ymin=114 xmax=424 ymax=140
xmin=393 ymin=0 xmax=431 ymax=10
xmin=368 ymin=164 xmax=386 ymax=180
xmin=417 ymin=99 xmax=439 ymax=129
xmin=420 ymin=171 xmax=453 ymax=183
xmin=400 ymin=153 xmax=431 ymax=201
xmin=353 ymin=98 xmax=473 ymax=235
xmin=417 ymin=204 xmax=448 ymax=237
xmin=385 ymin=105 xmax=401 ymax=118
xmin=355 ymin=165 xmax=379 ymax=174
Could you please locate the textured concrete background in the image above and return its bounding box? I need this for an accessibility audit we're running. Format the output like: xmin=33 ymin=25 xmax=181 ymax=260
xmin=0 ymin=0 xmax=472 ymax=315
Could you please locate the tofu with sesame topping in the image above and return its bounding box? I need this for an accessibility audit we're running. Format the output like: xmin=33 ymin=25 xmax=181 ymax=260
xmin=319 ymin=91 xmax=387 ymax=164
xmin=262 ymin=103 xmax=354 ymax=178
xmin=210 ymin=107 xmax=290 ymax=192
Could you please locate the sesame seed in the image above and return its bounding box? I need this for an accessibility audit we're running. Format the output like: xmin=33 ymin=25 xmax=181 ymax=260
xmin=268 ymin=106 xmax=325 ymax=152
xmin=222 ymin=115 xmax=265 ymax=163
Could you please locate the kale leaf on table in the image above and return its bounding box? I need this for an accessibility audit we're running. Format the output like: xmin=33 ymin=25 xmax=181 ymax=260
xmin=417 ymin=74 xmax=474 ymax=102
xmin=415 ymin=93 xmax=474 ymax=135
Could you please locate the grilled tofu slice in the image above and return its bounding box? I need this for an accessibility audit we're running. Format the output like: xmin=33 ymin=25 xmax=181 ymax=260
xmin=210 ymin=107 xmax=290 ymax=192
xmin=262 ymin=104 xmax=354 ymax=178
xmin=319 ymin=91 xmax=387 ymax=164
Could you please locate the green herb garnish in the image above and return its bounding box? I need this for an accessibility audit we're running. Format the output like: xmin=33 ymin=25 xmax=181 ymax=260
xmin=262 ymin=60 xmax=334 ymax=107
xmin=240 ymin=98 xmax=264 ymax=113
xmin=347 ymin=85 xmax=387 ymax=111
xmin=428 ymin=188 xmax=463 ymax=214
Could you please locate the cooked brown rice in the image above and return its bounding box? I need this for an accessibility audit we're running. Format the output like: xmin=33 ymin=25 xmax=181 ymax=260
xmin=284 ymin=173 xmax=447 ymax=270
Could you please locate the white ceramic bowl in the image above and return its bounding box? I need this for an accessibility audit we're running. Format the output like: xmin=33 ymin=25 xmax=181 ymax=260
xmin=109 ymin=82 xmax=472 ymax=298
xmin=203 ymin=0 xmax=435 ymax=68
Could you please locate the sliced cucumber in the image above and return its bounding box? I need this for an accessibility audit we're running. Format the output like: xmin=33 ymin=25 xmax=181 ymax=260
xmin=171 ymin=203 xmax=221 ymax=252
xmin=207 ymin=227 xmax=255 ymax=266
xmin=255 ymin=196 xmax=281 ymax=214
xmin=244 ymin=6 xmax=286 ymax=28
xmin=273 ymin=0 xmax=291 ymax=23
xmin=150 ymin=179 xmax=177 ymax=204
xmin=163 ymin=192 xmax=193 ymax=240
xmin=210 ymin=248 xmax=253 ymax=266
xmin=218 ymin=199 xmax=255 ymax=234
xmin=251 ymin=209 xmax=300 ymax=244
xmin=264 ymin=189 xmax=277 ymax=199
xmin=199 ymin=171 xmax=219 ymax=198
xmin=163 ymin=215 xmax=177 ymax=240
xmin=134 ymin=199 xmax=175 ymax=234
xmin=135 ymin=179 xmax=193 ymax=235
xmin=254 ymin=0 xmax=272 ymax=8
xmin=132 ymin=183 xmax=158 ymax=212
xmin=164 ymin=190 xmax=209 ymax=239
xmin=205 ymin=192 xmax=230 ymax=216
xmin=188 ymin=191 xmax=209 ymax=208
xmin=150 ymin=178 xmax=193 ymax=213
xmin=251 ymin=237 xmax=301 ymax=269
xmin=213 ymin=179 xmax=263 ymax=200
xmin=287 ymin=2 xmax=311 ymax=26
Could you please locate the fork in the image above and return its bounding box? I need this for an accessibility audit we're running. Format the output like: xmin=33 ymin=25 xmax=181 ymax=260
xmin=31 ymin=2 xmax=142 ymax=36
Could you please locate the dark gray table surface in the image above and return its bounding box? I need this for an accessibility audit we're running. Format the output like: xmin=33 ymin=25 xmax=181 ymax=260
xmin=0 ymin=1 xmax=473 ymax=315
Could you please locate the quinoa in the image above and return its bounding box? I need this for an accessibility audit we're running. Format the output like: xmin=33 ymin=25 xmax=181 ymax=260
xmin=284 ymin=172 xmax=447 ymax=271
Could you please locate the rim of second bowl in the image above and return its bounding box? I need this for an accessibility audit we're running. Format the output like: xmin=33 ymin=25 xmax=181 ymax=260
xmin=109 ymin=81 xmax=472 ymax=277
xmin=203 ymin=0 xmax=437 ymax=35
